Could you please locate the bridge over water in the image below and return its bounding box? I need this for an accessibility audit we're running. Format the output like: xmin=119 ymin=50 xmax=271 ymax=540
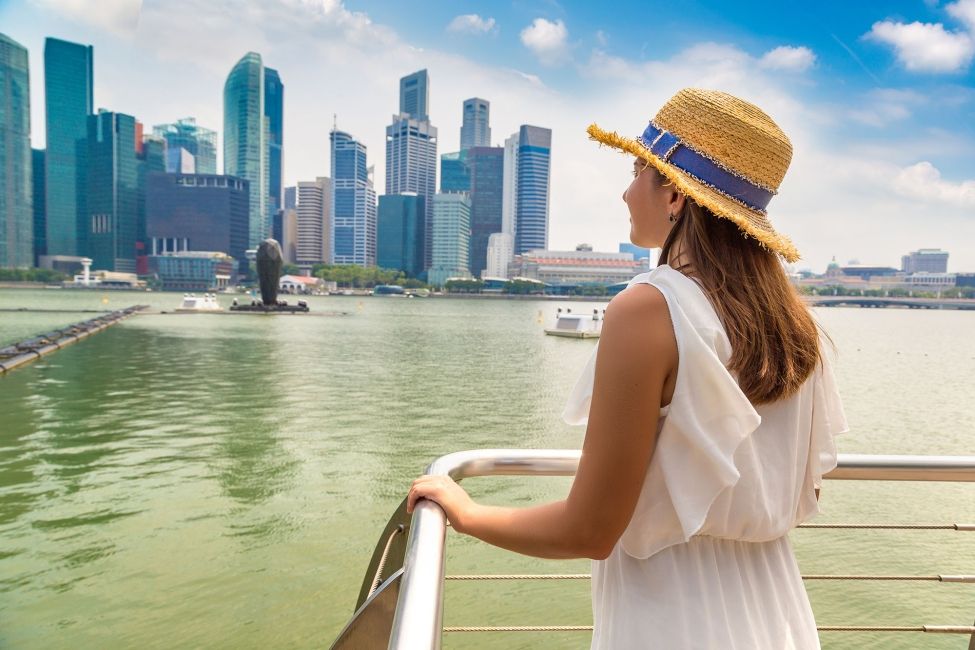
xmin=805 ymin=296 xmax=975 ymax=310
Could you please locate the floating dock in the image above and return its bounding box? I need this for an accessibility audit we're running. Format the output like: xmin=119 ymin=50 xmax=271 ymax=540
xmin=0 ymin=305 xmax=147 ymax=375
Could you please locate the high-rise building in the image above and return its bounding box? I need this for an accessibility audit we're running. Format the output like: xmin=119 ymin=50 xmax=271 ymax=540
xmin=484 ymin=232 xmax=513 ymax=279
xmin=514 ymin=125 xmax=552 ymax=254
xmin=224 ymin=52 xmax=267 ymax=248
xmin=466 ymin=146 xmax=504 ymax=277
xmin=428 ymin=192 xmax=471 ymax=287
xmin=331 ymin=129 xmax=376 ymax=266
xmin=284 ymin=186 xmax=297 ymax=210
xmin=440 ymin=151 xmax=469 ymax=193
xmin=44 ymin=37 xmax=93 ymax=258
xmin=387 ymin=70 xmax=438 ymax=269
xmin=901 ymin=248 xmax=949 ymax=274
xmin=136 ymin=135 xmax=166 ymax=274
xmin=377 ymin=193 xmax=425 ymax=277
xmin=399 ymin=69 xmax=429 ymax=121
xmin=296 ymin=177 xmax=331 ymax=269
xmin=264 ymin=67 xmax=284 ymax=226
xmin=460 ymin=98 xmax=490 ymax=151
xmin=1 ymin=34 xmax=33 ymax=268
xmin=152 ymin=117 xmax=218 ymax=174
xmin=146 ymin=172 xmax=249 ymax=268
xmin=32 ymin=148 xmax=45 ymax=264
xmin=87 ymin=111 xmax=139 ymax=272
xmin=282 ymin=207 xmax=297 ymax=264
xmin=501 ymin=132 xmax=519 ymax=238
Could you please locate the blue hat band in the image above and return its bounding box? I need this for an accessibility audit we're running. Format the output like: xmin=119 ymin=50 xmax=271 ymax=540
xmin=639 ymin=122 xmax=774 ymax=213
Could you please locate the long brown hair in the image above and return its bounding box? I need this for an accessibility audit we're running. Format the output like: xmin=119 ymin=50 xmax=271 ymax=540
xmin=655 ymin=171 xmax=820 ymax=404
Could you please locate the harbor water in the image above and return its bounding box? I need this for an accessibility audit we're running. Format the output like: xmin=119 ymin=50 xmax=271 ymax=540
xmin=1 ymin=288 xmax=973 ymax=649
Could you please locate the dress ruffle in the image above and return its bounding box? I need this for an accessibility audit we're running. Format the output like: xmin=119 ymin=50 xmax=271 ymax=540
xmin=620 ymin=276 xmax=762 ymax=559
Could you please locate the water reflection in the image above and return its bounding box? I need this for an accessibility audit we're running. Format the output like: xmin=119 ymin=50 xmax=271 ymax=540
xmin=0 ymin=294 xmax=973 ymax=649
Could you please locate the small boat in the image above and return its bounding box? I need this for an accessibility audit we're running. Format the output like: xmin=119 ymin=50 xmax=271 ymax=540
xmin=544 ymin=308 xmax=603 ymax=339
xmin=373 ymin=284 xmax=406 ymax=296
xmin=175 ymin=293 xmax=223 ymax=313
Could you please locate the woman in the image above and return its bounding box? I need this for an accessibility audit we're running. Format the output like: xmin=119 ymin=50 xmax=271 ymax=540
xmin=408 ymin=88 xmax=847 ymax=648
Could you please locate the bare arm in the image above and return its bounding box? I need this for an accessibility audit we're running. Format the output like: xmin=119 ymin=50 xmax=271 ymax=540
xmin=407 ymin=284 xmax=677 ymax=560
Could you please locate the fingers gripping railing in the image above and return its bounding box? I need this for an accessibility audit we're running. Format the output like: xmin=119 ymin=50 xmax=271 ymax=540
xmin=376 ymin=451 xmax=975 ymax=649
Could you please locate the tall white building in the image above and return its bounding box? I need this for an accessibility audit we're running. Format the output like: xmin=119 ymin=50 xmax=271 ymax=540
xmin=460 ymin=98 xmax=490 ymax=150
xmin=501 ymin=132 xmax=519 ymax=238
xmin=296 ymin=177 xmax=331 ymax=270
xmin=387 ymin=70 xmax=438 ymax=269
xmin=484 ymin=232 xmax=514 ymax=279
xmin=428 ymin=193 xmax=471 ymax=287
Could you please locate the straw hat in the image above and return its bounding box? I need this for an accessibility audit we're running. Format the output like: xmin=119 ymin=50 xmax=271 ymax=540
xmin=588 ymin=88 xmax=800 ymax=263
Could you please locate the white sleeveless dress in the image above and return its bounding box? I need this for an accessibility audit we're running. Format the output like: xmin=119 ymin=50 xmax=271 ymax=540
xmin=562 ymin=265 xmax=848 ymax=650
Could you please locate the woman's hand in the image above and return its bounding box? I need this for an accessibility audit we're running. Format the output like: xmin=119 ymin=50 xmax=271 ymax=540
xmin=407 ymin=475 xmax=476 ymax=533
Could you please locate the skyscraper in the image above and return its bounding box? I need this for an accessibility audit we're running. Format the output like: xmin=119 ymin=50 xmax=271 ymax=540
xmin=0 ymin=33 xmax=33 ymax=268
xmin=296 ymin=177 xmax=331 ymax=269
xmin=152 ymin=117 xmax=218 ymax=174
xmin=224 ymin=52 xmax=267 ymax=248
xmin=44 ymin=37 xmax=93 ymax=258
xmin=377 ymin=193 xmax=425 ymax=277
xmin=387 ymin=70 xmax=438 ymax=268
xmin=484 ymin=232 xmax=513 ymax=279
xmin=136 ymin=135 xmax=166 ymax=274
xmin=466 ymin=146 xmax=504 ymax=277
xmin=428 ymin=192 xmax=471 ymax=287
xmin=514 ymin=125 xmax=552 ymax=254
xmin=87 ymin=110 xmax=139 ymax=272
xmin=331 ymin=129 xmax=376 ymax=266
xmin=460 ymin=98 xmax=490 ymax=151
xmin=399 ymin=69 xmax=429 ymax=121
xmin=32 ymin=148 xmax=45 ymax=264
xmin=440 ymin=151 xmax=469 ymax=193
xmin=264 ymin=67 xmax=284 ymax=227
xmin=501 ymin=132 xmax=518 ymax=238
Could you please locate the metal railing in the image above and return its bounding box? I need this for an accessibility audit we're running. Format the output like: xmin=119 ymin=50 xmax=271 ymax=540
xmin=329 ymin=451 xmax=975 ymax=649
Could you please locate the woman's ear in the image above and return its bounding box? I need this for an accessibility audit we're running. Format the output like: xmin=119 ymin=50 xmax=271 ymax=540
xmin=669 ymin=190 xmax=686 ymax=216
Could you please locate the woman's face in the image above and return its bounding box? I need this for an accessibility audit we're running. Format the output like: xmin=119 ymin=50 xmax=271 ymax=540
xmin=623 ymin=157 xmax=685 ymax=248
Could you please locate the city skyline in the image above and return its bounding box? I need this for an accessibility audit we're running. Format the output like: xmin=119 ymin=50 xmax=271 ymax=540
xmin=1 ymin=1 xmax=974 ymax=272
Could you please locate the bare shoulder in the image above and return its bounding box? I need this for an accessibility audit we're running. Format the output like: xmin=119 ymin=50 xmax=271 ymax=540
xmin=600 ymin=283 xmax=676 ymax=360
xmin=604 ymin=283 xmax=671 ymax=332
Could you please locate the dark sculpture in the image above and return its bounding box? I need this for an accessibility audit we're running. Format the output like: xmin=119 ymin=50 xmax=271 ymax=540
xmin=257 ymin=239 xmax=283 ymax=306
xmin=229 ymin=238 xmax=308 ymax=313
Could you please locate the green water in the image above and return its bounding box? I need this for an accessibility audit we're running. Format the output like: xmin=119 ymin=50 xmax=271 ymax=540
xmin=1 ymin=288 xmax=973 ymax=649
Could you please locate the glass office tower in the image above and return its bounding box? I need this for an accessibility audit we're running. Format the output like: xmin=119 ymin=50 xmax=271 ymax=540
xmin=331 ymin=129 xmax=376 ymax=266
xmin=44 ymin=37 xmax=93 ymax=257
xmin=87 ymin=111 xmax=139 ymax=272
xmin=152 ymin=118 xmax=218 ymax=174
xmin=0 ymin=33 xmax=33 ymax=267
xmin=224 ymin=52 xmax=267 ymax=248
xmin=264 ymin=67 xmax=284 ymax=227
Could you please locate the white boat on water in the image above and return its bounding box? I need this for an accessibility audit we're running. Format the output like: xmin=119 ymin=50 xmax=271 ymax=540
xmin=544 ymin=308 xmax=604 ymax=339
xmin=175 ymin=293 xmax=223 ymax=312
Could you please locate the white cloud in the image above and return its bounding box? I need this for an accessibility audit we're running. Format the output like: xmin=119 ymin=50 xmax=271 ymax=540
xmin=866 ymin=19 xmax=975 ymax=72
xmin=30 ymin=0 xmax=142 ymax=36
xmin=893 ymin=161 xmax=975 ymax=206
xmin=520 ymin=18 xmax=569 ymax=65
xmin=447 ymin=14 xmax=496 ymax=35
xmin=947 ymin=0 xmax=975 ymax=32
xmin=848 ymin=88 xmax=924 ymax=127
xmin=758 ymin=45 xmax=816 ymax=72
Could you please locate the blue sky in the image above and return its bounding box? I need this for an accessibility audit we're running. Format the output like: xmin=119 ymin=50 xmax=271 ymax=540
xmin=1 ymin=0 xmax=973 ymax=271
